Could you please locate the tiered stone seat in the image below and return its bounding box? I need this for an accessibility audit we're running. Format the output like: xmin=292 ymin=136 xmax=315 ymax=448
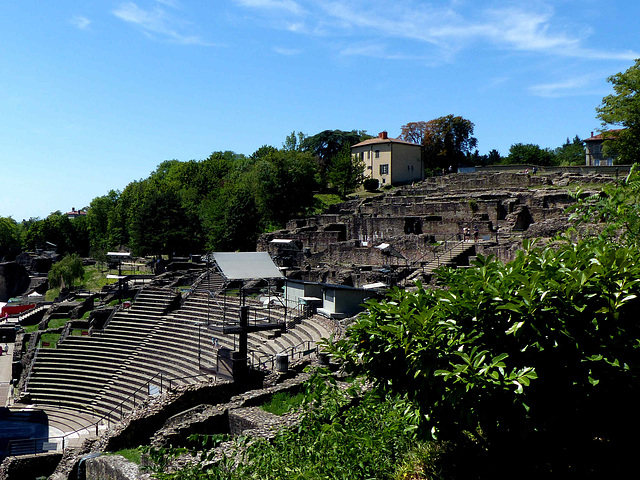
xmin=22 ymin=287 xmax=177 ymax=415
xmin=20 ymin=270 xmax=335 ymax=425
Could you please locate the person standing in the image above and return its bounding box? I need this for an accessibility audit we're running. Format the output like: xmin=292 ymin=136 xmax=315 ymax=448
xmin=473 ymin=225 xmax=479 ymax=242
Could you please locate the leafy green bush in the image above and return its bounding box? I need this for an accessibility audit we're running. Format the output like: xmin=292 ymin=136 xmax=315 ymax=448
xmin=363 ymin=178 xmax=379 ymax=192
xmin=329 ymin=239 xmax=640 ymax=474
xmin=144 ymin=373 xmax=420 ymax=479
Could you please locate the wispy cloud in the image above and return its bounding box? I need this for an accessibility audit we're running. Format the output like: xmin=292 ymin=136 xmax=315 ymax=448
xmin=273 ymin=46 xmax=302 ymax=56
xmin=112 ymin=1 xmax=213 ymax=46
xmin=70 ymin=15 xmax=91 ymax=30
xmin=482 ymin=7 xmax=637 ymax=61
xmin=232 ymin=0 xmax=304 ymax=16
xmin=232 ymin=0 xmax=638 ymax=62
xmin=529 ymin=75 xmax=605 ymax=98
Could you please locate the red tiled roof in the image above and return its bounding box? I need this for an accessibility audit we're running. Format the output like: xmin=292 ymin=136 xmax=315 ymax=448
xmin=351 ymin=137 xmax=421 ymax=148
xmin=584 ymin=129 xmax=625 ymax=142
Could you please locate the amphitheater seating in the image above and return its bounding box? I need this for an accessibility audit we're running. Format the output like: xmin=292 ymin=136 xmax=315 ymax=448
xmin=20 ymin=270 xmax=336 ymax=423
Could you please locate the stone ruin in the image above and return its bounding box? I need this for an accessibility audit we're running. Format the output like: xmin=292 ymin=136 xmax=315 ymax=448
xmin=258 ymin=171 xmax=615 ymax=286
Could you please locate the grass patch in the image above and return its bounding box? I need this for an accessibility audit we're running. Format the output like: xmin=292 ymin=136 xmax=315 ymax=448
xmin=40 ymin=333 xmax=61 ymax=348
xmin=311 ymin=193 xmax=343 ymax=214
xmin=261 ymin=391 xmax=306 ymax=416
xmin=47 ymin=318 xmax=70 ymax=330
xmin=45 ymin=287 xmax=60 ymax=302
xmin=71 ymin=329 xmax=85 ymax=336
xmin=107 ymin=296 xmax=133 ymax=306
xmin=23 ymin=324 xmax=40 ymax=333
xmin=106 ymin=448 xmax=142 ymax=465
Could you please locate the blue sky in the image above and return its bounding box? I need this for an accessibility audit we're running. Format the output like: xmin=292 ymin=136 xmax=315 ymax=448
xmin=1 ymin=0 xmax=638 ymax=221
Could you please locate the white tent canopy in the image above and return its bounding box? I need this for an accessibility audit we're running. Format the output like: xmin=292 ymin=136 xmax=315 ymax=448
xmin=211 ymin=252 xmax=283 ymax=281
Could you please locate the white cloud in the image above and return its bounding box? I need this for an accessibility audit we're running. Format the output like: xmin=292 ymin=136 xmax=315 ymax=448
xmin=233 ymin=0 xmax=304 ymax=16
xmin=155 ymin=0 xmax=180 ymax=7
xmin=232 ymin=0 xmax=638 ymax=62
xmin=529 ymin=75 xmax=602 ymax=98
xmin=70 ymin=15 xmax=91 ymax=30
xmin=273 ymin=47 xmax=302 ymax=56
xmin=112 ymin=2 xmax=213 ymax=46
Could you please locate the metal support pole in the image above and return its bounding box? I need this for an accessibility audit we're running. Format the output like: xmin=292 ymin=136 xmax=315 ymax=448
xmin=239 ymin=306 xmax=248 ymax=360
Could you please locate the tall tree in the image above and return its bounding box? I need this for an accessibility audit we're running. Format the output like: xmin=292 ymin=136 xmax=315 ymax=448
xmin=250 ymin=148 xmax=319 ymax=228
xmin=129 ymin=180 xmax=189 ymax=258
xmin=202 ymin=180 xmax=263 ymax=252
xmin=282 ymin=131 xmax=308 ymax=151
xmin=486 ymin=149 xmax=502 ymax=164
xmin=326 ymin=147 xmax=365 ymax=198
xmin=554 ymin=135 xmax=585 ymax=166
xmin=0 ymin=217 xmax=23 ymax=261
xmin=401 ymin=116 xmax=478 ymax=170
xmin=597 ymin=59 xmax=640 ymax=164
xmin=86 ymin=191 xmax=119 ymax=254
xmin=506 ymin=143 xmax=556 ymax=166
xmin=301 ymin=129 xmax=371 ymax=182
xmin=398 ymin=121 xmax=429 ymax=145
xmin=24 ymin=212 xmax=83 ymax=255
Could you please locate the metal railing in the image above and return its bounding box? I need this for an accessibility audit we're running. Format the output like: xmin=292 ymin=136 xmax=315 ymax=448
xmin=248 ymin=340 xmax=317 ymax=371
xmin=410 ymin=233 xmax=461 ymax=269
xmin=9 ymin=369 xmax=217 ymax=456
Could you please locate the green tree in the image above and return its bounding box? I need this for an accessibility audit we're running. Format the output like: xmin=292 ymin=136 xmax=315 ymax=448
xmin=282 ymin=131 xmax=308 ymax=151
xmin=0 ymin=217 xmax=23 ymax=260
xmin=86 ymin=191 xmax=120 ymax=255
xmin=48 ymin=253 xmax=85 ymax=289
xmin=399 ymin=121 xmax=430 ymax=145
xmin=554 ymin=135 xmax=585 ymax=165
xmin=401 ymin=116 xmax=478 ymax=171
xmin=326 ymin=147 xmax=365 ymax=198
xmin=24 ymin=212 xmax=83 ymax=255
xmin=301 ymin=129 xmax=371 ymax=183
xmin=250 ymin=148 xmax=319 ymax=228
xmin=569 ymin=163 xmax=640 ymax=244
xmin=330 ymin=240 xmax=640 ymax=474
xmin=202 ymin=180 xmax=263 ymax=251
xmin=505 ymin=142 xmax=555 ymax=165
xmin=129 ymin=180 xmax=190 ymax=257
xmin=486 ymin=148 xmax=501 ymax=164
xmin=597 ymin=58 xmax=640 ymax=164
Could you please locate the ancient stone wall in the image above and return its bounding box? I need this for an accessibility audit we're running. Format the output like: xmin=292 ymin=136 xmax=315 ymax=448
xmin=0 ymin=452 xmax=62 ymax=480
xmin=85 ymin=455 xmax=151 ymax=480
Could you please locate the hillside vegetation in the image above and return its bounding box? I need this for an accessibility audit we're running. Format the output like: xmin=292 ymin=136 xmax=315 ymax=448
xmin=140 ymin=169 xmax=640 ymax=478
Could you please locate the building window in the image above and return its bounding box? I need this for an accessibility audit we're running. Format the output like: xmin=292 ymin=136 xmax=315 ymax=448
xmin=374 ymin=150 xmax=380 ymax=158
xmin=380 ymin=164 xmax=389 ymax=175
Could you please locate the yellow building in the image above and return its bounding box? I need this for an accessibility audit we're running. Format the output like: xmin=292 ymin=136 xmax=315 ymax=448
xmin=351 ymin=131 xmax=423 ymax=186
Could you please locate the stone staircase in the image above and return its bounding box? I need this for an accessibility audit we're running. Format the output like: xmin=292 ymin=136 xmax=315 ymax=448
xmin=406 ymin=241 xmax=475 ymax=282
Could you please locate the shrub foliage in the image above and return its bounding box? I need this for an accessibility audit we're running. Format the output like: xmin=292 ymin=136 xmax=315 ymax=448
xmin=330 ymin=239 xmax=640 ymax=471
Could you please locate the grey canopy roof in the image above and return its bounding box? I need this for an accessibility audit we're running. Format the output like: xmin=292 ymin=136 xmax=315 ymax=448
xmin=211 ymin=252 xmax=283 ymax=280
